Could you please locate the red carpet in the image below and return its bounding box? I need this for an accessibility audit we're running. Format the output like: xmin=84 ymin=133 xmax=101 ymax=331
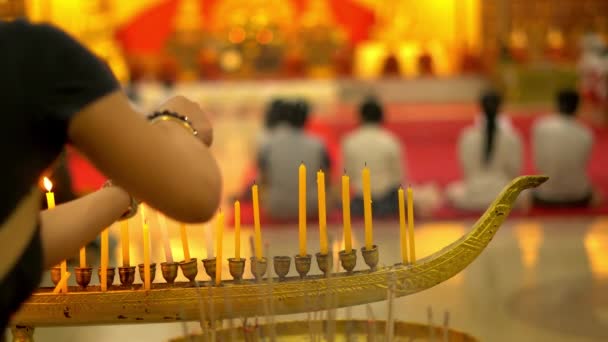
xmin=66 ymin=107 xmax=608 ymax=223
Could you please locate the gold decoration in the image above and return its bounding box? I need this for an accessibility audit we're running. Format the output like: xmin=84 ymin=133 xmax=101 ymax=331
xmin=12 ymin=176 xmax=547 ymax=330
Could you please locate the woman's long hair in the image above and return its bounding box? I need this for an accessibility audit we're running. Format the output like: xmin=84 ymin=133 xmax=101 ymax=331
xmin=480 ymin=91 xmax=502 ymax=165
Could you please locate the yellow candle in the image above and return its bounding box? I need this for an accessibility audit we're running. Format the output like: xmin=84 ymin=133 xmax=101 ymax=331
xmin=215 ymin=211 xmax=224 ymax=286
xmin=342 ymin=174 xmax=352 ymax=253
xmin=234 ymin=201 xmax=241 ymax=259
xmin=44 ymin=177 xmax=67 ymax=291
xmin=120 ymin=220 xmax=130 ymax=267
xmin=252 ymin=184 xmax=263 ymax=259
xmin=317 ymin=170 xmax=328 ymax=255
xmin=299 ymin=163 xmax=307 ymax=257
xmin=141 ymin=204 xmax=151 ymax=290
xmin=79 ymin=246 xmax=86 ymax=268
xmin=100 ymin=227 xmax=109 ymax=292
xmin=362 ymin=166 xmax=373 ymax=250
xmin=143 ymin=221 xmax=151 ymax=290
xmin=407 ymin=186 xmax=416 ymax=263
xmin=398 ymin=187 xmax=408 ymax=264
xmin=180 ymin=224 xmax=191 ymax=261
xmin=52 ymin=272 xmax=71 ymax=294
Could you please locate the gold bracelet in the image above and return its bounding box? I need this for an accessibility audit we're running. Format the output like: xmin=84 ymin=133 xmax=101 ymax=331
xmin=148 ymin=111 xmax=198 ymax=137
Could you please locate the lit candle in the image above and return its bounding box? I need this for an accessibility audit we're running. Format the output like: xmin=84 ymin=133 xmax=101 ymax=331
xmin=398 ymin=187 xmax=408 ymax=264
xmin=141 ymin=205 xmax=151 ymax=290
xmin=317 ymin=170 xmax=328 ymax=255
xmin=362 ymin=165 xmax=373 ymax=250
xmin=215 ymin=211 xmax=224 ymax=286
xmin=52 ymin=272 xmax=71 ymax=294
xmin=43 ymin=177 xmax=56 ymax=209
xmin=120 ymin=220 xmax=130 ymax=267
xmin=234 ymin=201 xmax=241 ymax=259
xmin=299 ymin=162 xmax=307 ymax=257
xmin=180 ymin=224 xmax=191 ymax=262
xmin=407 ymin=186 xmax=416 ymax=263
xmin=252 ymin=184 xmax=263 ymax=259
xmin=342 ymin=173 xmax=352 ymax=253
xmin=157 ymin=212 xmax=174 ymax=263
xmin=100 ymin=227 xmax=109 ymax=292
xmin=44 ymin=177 xmax=67 ymax=292
xmin=79 ymin=246 xmax=86 ymax=268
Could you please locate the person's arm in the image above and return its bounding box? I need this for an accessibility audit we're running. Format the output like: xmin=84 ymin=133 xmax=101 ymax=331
xmin=39 ymin=186 xmax=130 ymax=268
xmin=68 ymin=92 xmax=222 ymax=223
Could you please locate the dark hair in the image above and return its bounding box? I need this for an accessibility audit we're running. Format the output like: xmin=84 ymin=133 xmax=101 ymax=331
xmin=359 ymin=97 xmax=384 ymax=124
xmin=290 ymin=99 xmax=310 ymax=129
xmin=480 ymin=90 xmax=502 ymax=165
xmin=556 ymin=89 xmax=580 ymax=116
xmin=265 ymin=99 xmax=284 ymax=129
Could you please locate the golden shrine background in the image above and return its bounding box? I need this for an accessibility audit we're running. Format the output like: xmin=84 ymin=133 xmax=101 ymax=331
xmin=1 ymin=0 xmax=601 ymax=84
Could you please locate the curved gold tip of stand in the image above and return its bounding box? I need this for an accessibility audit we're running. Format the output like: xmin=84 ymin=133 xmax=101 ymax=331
xmin=13 ymin=176 xmax=547 ymax=327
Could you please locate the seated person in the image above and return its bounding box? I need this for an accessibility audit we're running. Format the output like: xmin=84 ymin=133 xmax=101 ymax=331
xmin=532 ymin=89 xmax=597 ymax=207
xmin=258 ymin=102 xmax=330 ymax=219
xmin=342 ymin=98 xmax=404 ymax=217
xmin=447 ymin=90 xmax=524 ymax=211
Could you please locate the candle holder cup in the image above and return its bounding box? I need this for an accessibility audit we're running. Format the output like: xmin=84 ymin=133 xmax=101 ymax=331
xmin=315 ymin=252 xmax=333 ymax=276
xmin=273 ymin=256 xmax=291 ymax=281
xmin=118 ymin=266 xmax=136 ymax=287
xmin=228 ymin=258 xmax=245 ymax=282
xmin=294 ymin=254 xmax=312 ymax=278
xmin=250 ymin=257 xmax=267 ymax=281
xmin=339 ymin=249 xmax=357 ymax=274
xmin=361 ymin=245 xmax=379 ymax=271
xmin=179 ymin=258 xmax=198 ymax=283
xmin=97 ymin=267 xmax=116 ymax=289
xmin=50 ymin=267 xmax=62 ymax=286
xmin=161 ymin=262 xmax=179 ymax=284
xmin=74 ymin=267 xmax=93 ymax=289
xmin=138 ymin=263 xmax=157 ymax=283
xmin=202 ymin=258 xmax=216 ymax=281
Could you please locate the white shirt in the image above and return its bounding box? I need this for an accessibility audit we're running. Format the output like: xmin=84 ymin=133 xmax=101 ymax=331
xmin=457 ymin=124 xmax=523 ymax=208
xmin=533 ymin=115 xmax=593 ymax=201
xmin=342 ymin=125 xmax=404 ymax=196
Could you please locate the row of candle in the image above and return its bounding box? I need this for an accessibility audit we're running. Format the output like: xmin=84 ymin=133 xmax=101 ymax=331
xmin=43 ymin=163 xmax=416 ymax=292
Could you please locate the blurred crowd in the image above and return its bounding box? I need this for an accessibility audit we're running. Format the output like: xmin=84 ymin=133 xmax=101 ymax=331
xmin=252 ymin=88 xmax=600 ymax=220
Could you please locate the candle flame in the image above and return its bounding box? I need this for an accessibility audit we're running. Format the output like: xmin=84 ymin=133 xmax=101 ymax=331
xmin=43 ymin=177 xmax=53 ymax=192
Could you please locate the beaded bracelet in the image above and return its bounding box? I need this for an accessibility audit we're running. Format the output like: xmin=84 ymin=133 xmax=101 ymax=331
xmin=103 ymin=180 xmax=140 ymax=220
xmin=147 ymin=110 xmax=198 ymax=137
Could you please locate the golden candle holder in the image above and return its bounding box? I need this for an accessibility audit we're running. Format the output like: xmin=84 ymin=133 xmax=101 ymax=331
xmin=250 ymin=257 xmax=268 ymax=280
xmin=178 ymin=258 xmax=198 ymax=282
xmin=202 ymin=258 xmax=216 ymax=281
xmin=170 ymin=319 xmax=478 ymax=341
xmin=74 ymin=267 xmax=92 ymax=289
xmin=294 ymin=254 xmax=312 ymax=278
xmin=273 ymin=256 xmax=291 ymax=281
xmin=10 ymin=176 xmax=548 ymax=342
xmin=315 ymin=252 xmax=332 ymax=276
xmin=118 ymin=266 xmax=136 ymax=287
xmin=339 ymin=249 xmax=357 ymax=273
xmin=161 ymin=262 xmax=179 ymax=284
xmin=361 ymin=245 xmax=379 ymax=271
xmin=50 ymin=267 xmax=61 ymax=286
xmin=97 ymin=267 xmax=115 ymax=289
xmin=228 ymin=258 xmax=246 ymax=282
xmin=137 ymin=263 xmax=156 ymax=283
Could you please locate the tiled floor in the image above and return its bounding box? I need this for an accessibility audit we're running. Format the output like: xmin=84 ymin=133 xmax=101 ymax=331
xmin=7 ymin=216 xmax=608 ymax=341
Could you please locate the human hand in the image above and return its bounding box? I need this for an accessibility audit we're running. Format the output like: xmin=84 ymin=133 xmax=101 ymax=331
xmin=156 ymin=96 xmax=213 ymax=146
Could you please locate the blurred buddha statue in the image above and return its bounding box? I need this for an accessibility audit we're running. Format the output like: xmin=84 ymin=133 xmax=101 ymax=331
xmin=165 ymin=0 xmax=206 ymax=81
xmin=544 ymin=28 xmax=566 ymax=63
xmin=299 ymin=0 xmax=346 ymax=78
xmin=509 ymin=29 xmax=529 ymax=64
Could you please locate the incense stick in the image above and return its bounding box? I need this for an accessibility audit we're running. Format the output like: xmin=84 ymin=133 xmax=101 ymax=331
xmin=385 ymin=272 xmax=396 ymax=342
xmin=428 ymin=306 xmax=435 ymax=342
xmin=443 ymin=311 xmax=450 ymax=342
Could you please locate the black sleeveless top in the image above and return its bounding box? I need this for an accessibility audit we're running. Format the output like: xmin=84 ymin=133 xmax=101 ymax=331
xmin=0 ymin=19 xmax=118 ymax=328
